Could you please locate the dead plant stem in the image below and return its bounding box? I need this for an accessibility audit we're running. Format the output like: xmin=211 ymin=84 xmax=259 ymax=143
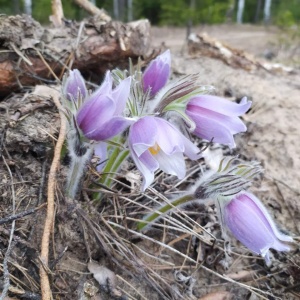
xmin=39 ymin=91 xmax=66 ymax=300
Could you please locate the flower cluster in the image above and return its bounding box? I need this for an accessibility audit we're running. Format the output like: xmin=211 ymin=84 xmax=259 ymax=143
xmin=61 ymin=50 xmax=293 ymax=262
xmin=62 ymin=50 xmax=251 ymax=191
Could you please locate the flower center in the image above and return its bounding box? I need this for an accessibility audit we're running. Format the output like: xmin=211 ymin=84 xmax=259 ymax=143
xmin=149 ymin=143 xmax=160 ymax=155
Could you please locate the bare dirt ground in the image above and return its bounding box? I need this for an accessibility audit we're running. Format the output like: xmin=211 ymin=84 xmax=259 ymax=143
xmin=1 ymin=24 xmax=300 ymax=300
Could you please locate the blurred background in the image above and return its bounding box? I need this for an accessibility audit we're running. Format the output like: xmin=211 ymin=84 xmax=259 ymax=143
xmin=0 ymin=0 xmax=299 ymax=28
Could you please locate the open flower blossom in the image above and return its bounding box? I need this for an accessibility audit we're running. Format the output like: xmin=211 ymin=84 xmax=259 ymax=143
xmin=63 ymin=69 xmax=87 ymax=101
xmin=129 ymin=116 xmax=200 ymax=191
xmin=186 ymin=95 xmax=251 ymax=148
xmin=76 ymin=71 xmax=133 ymax=141
xmin=224 ymin=192 xmax=293 ymax=262
xmin=142 ymin=49 xmax=171 ymax=97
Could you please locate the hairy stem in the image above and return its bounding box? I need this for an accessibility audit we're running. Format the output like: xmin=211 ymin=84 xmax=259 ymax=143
xmin=66 ymin=151 xmax=92 ymax=198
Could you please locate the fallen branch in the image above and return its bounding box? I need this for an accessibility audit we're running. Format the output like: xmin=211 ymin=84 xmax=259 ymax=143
xmin=50 ymin=0 xmax=64 ymax=27
xmin=73 ymin=0 xmax=111 ymax=21
xmin=188 ymin=32 xmax=263 ymax=72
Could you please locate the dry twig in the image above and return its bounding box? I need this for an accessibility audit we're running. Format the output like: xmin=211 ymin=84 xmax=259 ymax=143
xmin=38 ymin=86 xmax=66 ymax=300
xmin=0 ymin=205 xmax=45 ymax=225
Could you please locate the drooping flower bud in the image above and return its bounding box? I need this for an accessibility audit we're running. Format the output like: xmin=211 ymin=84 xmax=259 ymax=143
xmin=62 ymin=69 xmax=87 ymax=101
xmin=142 ymin=49 xmax=171 ymax=97
xmin=223 ymin=192 xmax=293 ymax=262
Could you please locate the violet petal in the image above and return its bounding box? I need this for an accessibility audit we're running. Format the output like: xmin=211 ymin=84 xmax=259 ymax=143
xmin=187 ymin=104 xmax=247 ymax=134
xmin=76 ymin=95 xmax=115 ymax=136
xmin=86 ymin=116 xmax=134 ymax=141
xmin=224 ymin=192 xmax=292 ymax=259
xmin=154 ymin=118 xmax=185 ymax=155
xmin=129 ymin=117 xmax=158 ymax=157
xmin=155 ymin=151 xmax=186 ymax=179
xmin=142 ymin=49 xmax=171 ymax=96
xmin=188 ymin=95 xmax=251 ymax=117
xmin=112 ymin=76 xmax=132 ymax=115
xmin=186 ymin=109 xmax=236 ymax=148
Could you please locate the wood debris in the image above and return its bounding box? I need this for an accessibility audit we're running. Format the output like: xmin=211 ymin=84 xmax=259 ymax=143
xmin=0 ymin=15 xmax=151 ymax=96
xmin=188 ymin=32 xmax=294 ymax=74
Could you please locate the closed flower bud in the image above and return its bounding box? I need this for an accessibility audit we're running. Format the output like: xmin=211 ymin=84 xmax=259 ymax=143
xmin=63 ymin=69 xmax=87 ymax=101
xmin=142 ymin=49 xmax=171 ymax=97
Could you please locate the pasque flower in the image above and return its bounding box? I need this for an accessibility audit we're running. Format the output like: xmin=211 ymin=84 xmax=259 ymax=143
xmin=63 ymin=69 xmax=87 ymax=101
xmin=94 ymin=142 xmax=107 ymax=172
xmin=129 ymin=116 xmax=200 ymax=191
xmin=76 ymin=71 xmax=133 ymax=141
xmin=186 ymin=95 xmax=251 ymax=148
xmin=224 ymin=192 xmax=293 ymax=262
xmin=142 ymin=49 xmax=171 ymax=97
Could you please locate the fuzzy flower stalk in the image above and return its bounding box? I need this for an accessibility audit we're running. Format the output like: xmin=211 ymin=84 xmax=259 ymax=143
xmin=61 ymin=69 xmax=133 ymax=197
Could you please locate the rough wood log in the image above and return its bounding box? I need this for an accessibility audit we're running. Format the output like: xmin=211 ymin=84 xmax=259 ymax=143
xmin=188 ymin=32 xmax=263 ymax=72
xmin=188 ymin=32 xmax=294 ymax=74
xmin=0 ymin=15 xmax=151 ymax=97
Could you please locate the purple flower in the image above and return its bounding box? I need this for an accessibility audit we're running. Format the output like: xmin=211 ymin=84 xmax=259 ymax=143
xmin=76 ymin=72 xmax=133 ymax=141
xmin=186 ymin=96 xmax=251 ymax=148
xmin=224 ymin=192 xmax=293 ymax=262
xmin=129 ymin=116 xmax=200 ymax=191
xmin=63 ymin=69 xmax=87 ymax=101
xmin=142 ymin=49 xmax=171 ymax=97
xmin=94 ymin=142 xmax=107 ymax=172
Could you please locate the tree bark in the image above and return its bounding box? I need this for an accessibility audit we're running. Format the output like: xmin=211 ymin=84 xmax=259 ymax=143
xmin=0 ymin=15 xmax=151 ymax=97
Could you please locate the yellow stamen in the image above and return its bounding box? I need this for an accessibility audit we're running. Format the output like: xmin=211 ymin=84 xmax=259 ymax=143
xmin=149 ymin=143 xmax=160 ymax=155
